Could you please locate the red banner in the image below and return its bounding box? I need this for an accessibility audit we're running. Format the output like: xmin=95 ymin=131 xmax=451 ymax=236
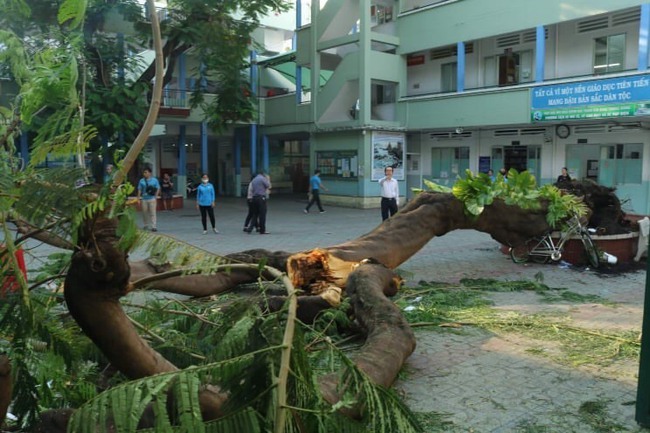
xmin=1 ymin=248 xmax=27 ymax=296
xmin=407 ymin=54 xmax=425 ymax=67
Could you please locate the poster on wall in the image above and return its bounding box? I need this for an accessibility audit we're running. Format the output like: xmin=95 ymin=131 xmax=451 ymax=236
xmin=372 ymin=131 xmax=405 ymax=181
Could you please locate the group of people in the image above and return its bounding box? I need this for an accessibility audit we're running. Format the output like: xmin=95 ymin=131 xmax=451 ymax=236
xmin=131 ymin=164 xmax=402 ymax=234
xmin=134 ymin=168 xmax=218 ymax=234
xmin=132 ymin=162 xmax=576 ymax=234
xmin=243 ymin=172 xmax=272 ymax=234
xmin=486 ymin=167 xmax=508 ymax=182
xmin=302 ymin=166 xmax=399 ymax=221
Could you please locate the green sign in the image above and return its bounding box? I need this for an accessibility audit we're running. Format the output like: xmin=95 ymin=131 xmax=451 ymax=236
xmin=531 ymin=74 xmax=650 ymax=122
xmin=530 ymin=103 xmax=650 ymax=122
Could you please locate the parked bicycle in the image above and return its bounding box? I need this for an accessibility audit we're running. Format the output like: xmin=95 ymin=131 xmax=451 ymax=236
xmin=509 ymin=214 xmax=600 ymax=268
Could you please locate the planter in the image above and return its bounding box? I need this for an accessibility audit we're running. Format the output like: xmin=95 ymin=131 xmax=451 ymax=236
xmin=132 ymin=195 xmax=184 ymax=211
xmin=500 ymin=231 xmax=640 ymax=266
xmin=551 ymin=232 xmax=639 ymax=266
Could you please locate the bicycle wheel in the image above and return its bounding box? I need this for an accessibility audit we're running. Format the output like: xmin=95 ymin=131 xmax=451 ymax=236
xmin=529 ymin=238 xmax=552 ymax=264
xmin=580 ymin=232 xmax=600 ymax=269
xmin=509 ymin=244 xmax=530 ymax=263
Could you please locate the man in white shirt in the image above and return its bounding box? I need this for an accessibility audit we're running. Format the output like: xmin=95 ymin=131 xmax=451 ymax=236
xmin=379 ymin=166 xmax=399 ymax=221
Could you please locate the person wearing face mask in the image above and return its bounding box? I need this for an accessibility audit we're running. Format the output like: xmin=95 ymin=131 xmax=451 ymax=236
xmin=196 ymin=173 xmax=219 ymax=234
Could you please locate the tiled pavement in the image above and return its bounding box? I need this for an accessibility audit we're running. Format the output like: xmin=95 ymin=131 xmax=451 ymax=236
xmin=27 ymin=194 xmax=650 ymax=432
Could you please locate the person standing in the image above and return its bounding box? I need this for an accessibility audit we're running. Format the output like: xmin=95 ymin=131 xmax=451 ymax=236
xmin=196 ymin=174 xmax=219 ymax=234
xmin=556 ymin=167 xmax=572 ymax=184
xmin=104 ymin=164 xmax=114 ymax=184
xmin=499 ymin=167 xmax=509 ymax=183
xmin=244 ymin=171 xmax=271 ymax=234
xmin=136 ymin=167 xmax=160 ymax=232
xmin=304 ymin=169 xmax=328 ymax=214
xmin=379 ymin=166 xmax=399 ymax=221
xmin=160 ymin=173 xmax=174 ymax=211
xmin=243 ymin=176 xmax=259 ymax=232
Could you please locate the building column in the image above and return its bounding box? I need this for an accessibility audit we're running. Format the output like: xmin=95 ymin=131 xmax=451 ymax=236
xmin=295 ymin=0 xmax=302 ymax=104
xmin=179 ymin=52 xmax=186 ymax=102
xmin=639 ymin=4 xmax=650 ymax=71
xmin=234 ymin=130 xmax=242 ymax=197
xmin=457 ymin=41 xmax=465 ymax=92
xmin=262 ymin=135 xmax=269 ymax=174
xmin=536 ymin=25 xmax=545 ymax=82
xmin=201 ymin=121 xmax=208 ymax=175
xmin=178 ymin=125 xmax=187 ymax=198
xmin=250 ymin=51 xmax=258 ymax=175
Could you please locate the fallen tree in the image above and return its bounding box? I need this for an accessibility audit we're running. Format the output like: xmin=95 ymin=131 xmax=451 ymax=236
xmin=50 ymin=189 xmax=556 ymax=430
xmin=6 ymin=162 xmax=627 ymax=432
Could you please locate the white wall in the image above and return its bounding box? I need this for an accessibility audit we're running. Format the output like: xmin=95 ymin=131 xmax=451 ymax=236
xmin=405 ymin=10 xmax=642 ymax=94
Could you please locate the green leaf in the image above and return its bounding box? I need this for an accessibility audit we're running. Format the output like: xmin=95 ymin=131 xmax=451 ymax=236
xmin=58 ymin=0 xmax=87 ymax=28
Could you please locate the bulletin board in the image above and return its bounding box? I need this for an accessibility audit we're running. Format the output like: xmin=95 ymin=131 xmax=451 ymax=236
xmin=316 ymin=150 xmax=358 ymax=179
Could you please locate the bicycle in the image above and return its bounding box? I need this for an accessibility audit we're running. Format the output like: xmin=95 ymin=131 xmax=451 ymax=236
xmin=509 ymin=215 xmax=600 ymax=268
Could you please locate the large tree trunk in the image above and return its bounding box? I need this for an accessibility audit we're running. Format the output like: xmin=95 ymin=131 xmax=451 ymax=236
xmin=286 ymin=193 xmax=550 ymax=307
xmin=64 ymin=217 xmax=227 ymax=424
xmin=319 ymin=262 xmax=415 ymax=419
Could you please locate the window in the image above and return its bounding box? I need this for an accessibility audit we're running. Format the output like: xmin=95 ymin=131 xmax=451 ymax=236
xmin=484 ymin=50 xmax=533 ymax=87
xmin=441 ymin=62 xmax=457 ymax=92
xmin=431 ymin=147 xmax=469 ymax=184
xmin=599 ymin=143 xmax=642 ymax=185
xmin=594 ymin=34 xmax=625 ymax=74
xmin=372 ymin=81 xmax=396 ymax=104
xmin=371 ymin=80 xmax=397 ymax=121
xmin=491 ymin=145 xmax=540 ymax=175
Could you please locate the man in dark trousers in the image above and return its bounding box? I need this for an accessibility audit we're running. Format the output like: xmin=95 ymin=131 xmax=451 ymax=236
xmin=378 ymin=166 xmax=399 ymax=221
xmin=244 ymin=171 xmax=272 ymax=234
xmin=304 ymin=169 xmax=328 ymax=213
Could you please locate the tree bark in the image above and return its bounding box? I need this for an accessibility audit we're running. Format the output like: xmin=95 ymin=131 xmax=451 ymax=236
xmin=319 ymin=262 xmax=415 ymax=419
xmin=0 ymin=355 xmax=12 ymax=428
xmin=286 ymin=193 xmax=550 ymax=307
xmin=64 ymin=217 xmax=227 ymax=424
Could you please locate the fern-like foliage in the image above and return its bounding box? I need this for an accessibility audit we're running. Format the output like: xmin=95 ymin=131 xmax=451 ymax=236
xmin=0 ymin=287 xmax=103 ymax=427
xmin=133 ymin=232 xmax=230 ymax=275
xmin=28 ymin=124 xmax=98 ymax=169
xmin=65 ymin=289 xmax=422 ymax=433
xmin=11 ymin=166 xmax=89 ymax=238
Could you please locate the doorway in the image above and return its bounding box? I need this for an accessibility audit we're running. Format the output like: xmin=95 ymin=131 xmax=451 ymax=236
xmin=504 ymin=146 xmax=528 ymax=172
xmin=491 ymin=145 xmax=541 ymax=178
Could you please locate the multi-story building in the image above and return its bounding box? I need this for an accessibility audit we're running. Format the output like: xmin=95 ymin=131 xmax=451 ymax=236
xmin=244 ymin=0 xmax=650 ymax=213
xmin=8 ymin=1 xmax=650 ymax=214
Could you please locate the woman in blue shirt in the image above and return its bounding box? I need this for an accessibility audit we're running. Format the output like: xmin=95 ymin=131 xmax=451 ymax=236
xmin=196 ymin=174 xmax=219 ymax=234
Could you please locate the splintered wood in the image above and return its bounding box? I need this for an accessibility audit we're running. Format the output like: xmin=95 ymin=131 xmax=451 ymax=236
xmin=287 ymin=248 xmax=361 ymax=307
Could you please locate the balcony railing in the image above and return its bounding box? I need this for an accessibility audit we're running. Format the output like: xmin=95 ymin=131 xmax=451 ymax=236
xmin=404 ymin=68 xmax=641 ymax=100
xmin=161 ymin=88 xmax=190 ymax=109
